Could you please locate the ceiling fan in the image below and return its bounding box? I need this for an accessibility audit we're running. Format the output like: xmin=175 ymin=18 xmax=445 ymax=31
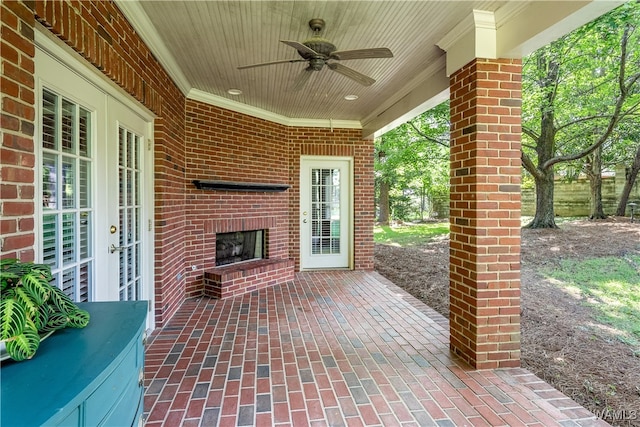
xmin=237 ymin=18 xmax=393 ymax=91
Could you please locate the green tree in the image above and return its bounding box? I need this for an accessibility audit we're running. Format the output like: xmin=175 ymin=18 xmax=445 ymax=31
xmin=521 ymin=1 xmax=640 ymax=228
xmin=375 ymin=102 xmax=450 ymax=223
xmin=614 ymin=119 xmax=640 ymax=215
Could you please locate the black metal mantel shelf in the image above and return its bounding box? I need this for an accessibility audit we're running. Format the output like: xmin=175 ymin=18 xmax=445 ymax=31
xmin=193 ymin=180 xmax=290 ymax=192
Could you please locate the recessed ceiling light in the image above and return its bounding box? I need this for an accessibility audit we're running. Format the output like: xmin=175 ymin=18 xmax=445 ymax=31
xmin=227 ymin=89 xmax=243 ymax=95
xmin=344 ymin=94 xmax=358 ymax=101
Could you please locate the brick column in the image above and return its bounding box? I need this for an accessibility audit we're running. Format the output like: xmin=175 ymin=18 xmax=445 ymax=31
xmin=449 ymin=58 xmax=522 ymax=369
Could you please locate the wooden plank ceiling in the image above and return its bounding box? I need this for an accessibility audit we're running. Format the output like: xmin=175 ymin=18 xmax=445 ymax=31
xmin=135 ymin=1 xmax=505 ymax=123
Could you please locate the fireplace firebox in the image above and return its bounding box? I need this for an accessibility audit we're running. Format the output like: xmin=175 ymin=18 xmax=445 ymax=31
xmin=216 ymin=230 xmax=264 ymax=266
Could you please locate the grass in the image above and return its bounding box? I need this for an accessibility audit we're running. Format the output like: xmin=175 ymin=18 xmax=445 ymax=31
xmin=541 ymin=256 xmax=640 ymax=348
xmin=520 ymin=216 xmax=583 ymax=226
xmin=373 ymin=222 xmax=449 ymax=246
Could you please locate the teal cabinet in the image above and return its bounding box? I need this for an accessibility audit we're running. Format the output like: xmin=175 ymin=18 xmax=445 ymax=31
xmin=1 ymin=301 xmax=148 ymax=427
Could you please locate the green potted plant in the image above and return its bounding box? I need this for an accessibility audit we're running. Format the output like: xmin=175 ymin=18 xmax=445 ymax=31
xmin=0 ymin=259 xmax=90 ymax=361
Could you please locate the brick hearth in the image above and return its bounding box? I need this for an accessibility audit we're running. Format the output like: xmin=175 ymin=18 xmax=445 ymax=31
xmin=203 ymin=258 xmax=294 ymax=299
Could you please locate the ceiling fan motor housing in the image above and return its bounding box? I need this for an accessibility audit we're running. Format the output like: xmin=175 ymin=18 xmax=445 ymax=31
xmin=301 ymin=37 xmax=336 ymax=58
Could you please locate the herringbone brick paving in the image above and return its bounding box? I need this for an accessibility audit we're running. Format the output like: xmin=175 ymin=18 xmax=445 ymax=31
xmin=144 ymin=271 xmax=608 ymax=426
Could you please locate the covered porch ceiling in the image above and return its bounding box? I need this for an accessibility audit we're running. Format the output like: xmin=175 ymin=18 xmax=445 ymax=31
xmin=116 ymin=1 xmax=622 ymax=138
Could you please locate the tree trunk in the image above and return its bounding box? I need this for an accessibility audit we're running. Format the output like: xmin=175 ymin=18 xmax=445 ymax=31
xmin=378 ymin=180 xmax=390 ymax=225
xmin=587 ymin=145 xmax=607 ymax=220
xmin=420 ymin=185 xmax=426 ymax=221
xmin=525 ymin=168 xmax=558 ymax=228
xmin=616 ymin=143 xmax=640 ymax=216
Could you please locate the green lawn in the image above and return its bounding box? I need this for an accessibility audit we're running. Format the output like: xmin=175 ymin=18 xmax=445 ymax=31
xmin=541 ymin=256 xmax=640 ymax=349
xmin=373 ymin=222 xmax=449 ymax=246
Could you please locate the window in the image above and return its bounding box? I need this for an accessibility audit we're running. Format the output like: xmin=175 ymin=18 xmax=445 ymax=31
xmin=40 ymin=88 xmax=93 ymax=302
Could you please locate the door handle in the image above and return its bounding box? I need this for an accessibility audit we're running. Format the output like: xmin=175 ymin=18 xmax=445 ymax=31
xmin=303 ymin=219 xmax=308 ymax=223
xmin=110 ymin=244 xmax=125 ymax=253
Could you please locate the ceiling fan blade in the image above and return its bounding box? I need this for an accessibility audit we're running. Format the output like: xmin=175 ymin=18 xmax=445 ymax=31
xmin=327 ymin=63 xmax=375 ymax=86
xmin=280 ymin=40 xmax=320 ymax=57
xmin=237 ymin=58 xmax=306 ymax=70
xmin=290 ymin=67 xmax=314 ymax=91
xmin=330 ymin=47 xmax=393 ymax=61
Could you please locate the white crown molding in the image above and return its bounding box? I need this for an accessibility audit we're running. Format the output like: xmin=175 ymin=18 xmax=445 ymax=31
xmin=437 ymin=10 xmax=497 ymax=53
xmin=473 ymin=10 xmax=497 ymax=31
xmin=436 ymin=9 xmax=497 ymax=76
xmin=436 ymin=12 xmax=474 ymax=53
xmin=114 ymin=0 xmax=191 ymax=96
xmin=187 ymin=89 xmax=361 ymax=130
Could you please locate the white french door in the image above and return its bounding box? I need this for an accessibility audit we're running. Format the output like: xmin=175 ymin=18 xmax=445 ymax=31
xmin=300 ymin=157 xmax=352 ymax=269
xmin=105 ymin=98 xmax=151 ymax=302
xmin=36 ymin=43 xmax=154 ymax=317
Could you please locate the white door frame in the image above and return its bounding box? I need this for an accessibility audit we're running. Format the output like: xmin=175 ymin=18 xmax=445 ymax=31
xmin=299 ymin=156 xmax=354 ymax=270
xmin=35 ymin=29 xmax=156 ymax=330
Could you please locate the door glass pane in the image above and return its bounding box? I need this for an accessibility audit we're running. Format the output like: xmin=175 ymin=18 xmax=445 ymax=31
xmin=42 ymin=153 xmax=57 ymax=209
xmin=80 ymin=212 xmax=91 ymax=258
xmin=62 ymin=157 xmax=75 ymax=208
xmin=311 ymin=168 xmax=341 ymax=255
xmin=42 ymin=90 xmax=57 ymax=150
xmin=40 ymin=88 xmax=94 ymax=302
xmin=78 ymin=108 xmax=90 ymax=157
xmin=118 ymin=126 xmax=143 ymax=301
xmin=61 ymin=268 xmax=75 ymax=299
xmin=42 ymin=214 xmax=58 ymax=268
xmin=62 ymin=213 xmax=75 ymax=265
xmin=79 ymin=160 xmax=90 ymax=208
xmin=61 ymin=99 xmax=75 ymax=153
xmin=79 ymin=263 xmax=91 ymax=301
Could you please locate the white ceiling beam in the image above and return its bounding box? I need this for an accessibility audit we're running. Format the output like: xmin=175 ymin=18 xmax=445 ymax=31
xmin=361 ymin=56 xmax=449 ymax=139
xmin=496 ymin=0 xmax=626 ymax=58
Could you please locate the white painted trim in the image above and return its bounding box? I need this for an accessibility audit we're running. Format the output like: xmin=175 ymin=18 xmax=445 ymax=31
xmin=496 ymin=0 xmax=625 ymax=58
xmin=299 ymin=156 xmax=354 ymax=271
xmin=113 ymin=0 xmax=191 ymax=95
xmin=494 ymin=1 xmax=530 ymax=28
xmin=436 ymin=12 xmax=475 ymax=53
xmin=437 ymin=9 xmax=498 ymax=76
xmin=188 ymin=89 xmax=362 ymax=130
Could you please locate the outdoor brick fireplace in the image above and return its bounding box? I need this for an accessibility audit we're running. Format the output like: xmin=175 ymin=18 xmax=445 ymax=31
xmin=215 ymin=230 xmax=264 ymax=266
xmin=203 ymin=217 xmax=294 ymax=299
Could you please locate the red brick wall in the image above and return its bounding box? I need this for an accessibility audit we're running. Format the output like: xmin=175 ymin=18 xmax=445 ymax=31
xmin=184 ymin=100 xmax=291 ymax=296
xmin=1 ymin=1 xmax=37 ymax=262
xmin=449 ymin=58 xmax=522 ymax=369
xmin=1 ymin=0 xmax=187 ymax=327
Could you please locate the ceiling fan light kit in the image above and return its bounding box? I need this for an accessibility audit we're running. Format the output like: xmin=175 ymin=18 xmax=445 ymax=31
xmin=238 ymin=18 xmax=393 ymax=91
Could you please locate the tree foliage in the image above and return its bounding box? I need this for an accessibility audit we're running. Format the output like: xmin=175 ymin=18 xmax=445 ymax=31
xmin=521 ymin=1 xmax=640 ymax=228
xmin=375 ymin=102 xmax=450 ymax=223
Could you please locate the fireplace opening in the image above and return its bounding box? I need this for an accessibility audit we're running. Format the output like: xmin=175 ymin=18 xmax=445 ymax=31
xmin=216 ymin=230 xmax=264 ymax=266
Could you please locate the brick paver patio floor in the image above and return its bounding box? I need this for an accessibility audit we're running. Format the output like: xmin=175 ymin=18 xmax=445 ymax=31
xmin=144 ymin=271 xmax=608 ymax=426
